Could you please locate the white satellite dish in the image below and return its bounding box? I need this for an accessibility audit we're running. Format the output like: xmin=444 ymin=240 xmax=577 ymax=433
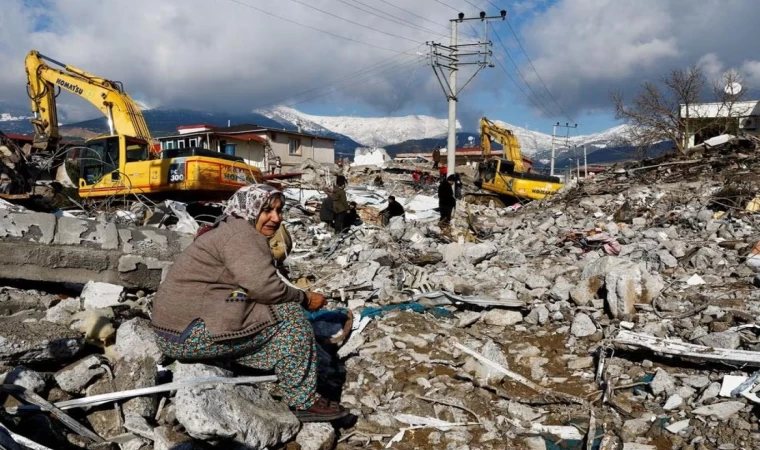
xmin=725 ymin=82 xmax=743 ymax=95
xmin=468 ymin=136 xmax=474 ymax=142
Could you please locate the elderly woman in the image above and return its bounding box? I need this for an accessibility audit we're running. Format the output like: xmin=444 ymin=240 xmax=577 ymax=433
xmin=151 ymin=184 xmax=348 ymax=422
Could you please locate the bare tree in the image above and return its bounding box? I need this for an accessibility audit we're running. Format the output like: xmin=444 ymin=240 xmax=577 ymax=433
xmin=611 ymin=65 xmax=709 ymax=155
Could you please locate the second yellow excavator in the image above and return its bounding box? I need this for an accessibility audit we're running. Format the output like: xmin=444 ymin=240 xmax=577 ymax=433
xmin=25 ymin=50 xmax=262 ymax=201
xmin=474 ymin=117 xmax=563 ymax=202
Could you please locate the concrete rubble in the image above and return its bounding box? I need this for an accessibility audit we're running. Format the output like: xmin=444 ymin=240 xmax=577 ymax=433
xmin=0 ymin=144 xmax=759 ymax=449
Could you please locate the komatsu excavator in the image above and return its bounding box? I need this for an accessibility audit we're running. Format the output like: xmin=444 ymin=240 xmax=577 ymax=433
xmin=474 ymin=117 xmax=563 ymax=201
xmin=25 ymin=50 xmax=262 ymax=200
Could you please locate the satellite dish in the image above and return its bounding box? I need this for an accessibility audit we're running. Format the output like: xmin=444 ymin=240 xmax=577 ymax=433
xmin=725 ymin=82 xmax=743 ymax=95
xmin=468 ymin=136 xmax=474 ymax=142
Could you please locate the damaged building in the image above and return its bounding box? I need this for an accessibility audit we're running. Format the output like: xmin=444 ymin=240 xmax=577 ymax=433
xmin=1 ymin=131 xmax=760 ymax=450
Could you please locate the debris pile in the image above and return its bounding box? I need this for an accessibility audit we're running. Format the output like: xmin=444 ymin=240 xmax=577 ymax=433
xmin=1 ymin=142 xmax=760 ymax=449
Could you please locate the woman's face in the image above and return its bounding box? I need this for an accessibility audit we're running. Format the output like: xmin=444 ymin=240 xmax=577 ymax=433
xmin=255 ymin=198 xmax=283 ymax=237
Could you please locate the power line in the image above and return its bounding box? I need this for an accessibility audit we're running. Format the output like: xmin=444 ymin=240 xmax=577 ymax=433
xmin=484 ymin=0 xmax=501 ymax=10
xmin=222 ymin=0 xmax=407 ymax=53
xmin=375 ymin=0 xmax=450 ymax=32
xmin=285 ymin=0 xmax=423 ymax=44
xmin=504 ymin=19 xmax=575 ymax=123
xmin=492 ymin=27 xmax=557 ymax=119
xmin=282 ymin=57 xmax=428 ymax=107
xmin=330 ymin=0 xmax=448 ymax=39
xmin=493 ymin=56 xmax=555 ymax=118
xmin=431 ymin=0 xmax=460 ymax=13
xmin=252 ymin=51 xmax=425 ymax=110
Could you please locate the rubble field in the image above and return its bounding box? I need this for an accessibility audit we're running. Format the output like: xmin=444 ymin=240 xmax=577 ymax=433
xmin=1 ymin=141 xmax=760 ymax=450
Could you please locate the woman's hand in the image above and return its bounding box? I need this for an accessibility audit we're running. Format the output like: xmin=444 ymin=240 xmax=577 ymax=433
xmin=305 ymin=291 xmax=326 ymax=311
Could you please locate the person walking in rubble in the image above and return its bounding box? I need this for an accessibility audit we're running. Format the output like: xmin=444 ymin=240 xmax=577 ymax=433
xmin=438 ymin=174 xmax=457 ymax=226
xmin=331 ymin=175 xmax=350 ymax=232
xmin=432 ymin=146 xmax=441 ymax=169
xmin=150 ymin=184 xmax=348 ymax=422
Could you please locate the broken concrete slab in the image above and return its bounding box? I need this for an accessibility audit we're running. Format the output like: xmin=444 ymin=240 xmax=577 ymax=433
xmin=1 ymin=366 xmax=46 ymax=394
xmin=173 ymin=363 xmax=299 ymax=448
xmin=81 ymin=281 xmax=124 ymax=309
xmin=113 ymin=318 xmax=164 ymax=364
xmin=697 ymin=331 xmax=741 ymax=350
xmin=54 ymin=355 xmax=105 ymax=394
xmin=0 ymin=321 xmax=83 ymax=364
xmin=115 ymin=356 xmax=157 ymax=418
xmin=570 ymin=313 xmax=596 ymax=338
xmin=296 ymin=422 xmax=335 ymax=450
xmin=692 ymin=401 xmax=745 ymax=420
xmin=482 ymin=309 xmax=523 ymax=327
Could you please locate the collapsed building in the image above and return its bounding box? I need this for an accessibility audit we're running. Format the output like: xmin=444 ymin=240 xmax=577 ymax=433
xmin=0 ymin=135 xmax=759 ymax=450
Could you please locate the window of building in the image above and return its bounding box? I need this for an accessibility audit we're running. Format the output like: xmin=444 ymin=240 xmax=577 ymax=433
xmin=178 ymin=139 xmax=186 ymax=149
xmin=288 ymin=138 xmax=301 ymax=155
xmin=189 ymin=138 xmax=198 ymax=147
xmin=163 ymin=141 xmax=175 ymax=150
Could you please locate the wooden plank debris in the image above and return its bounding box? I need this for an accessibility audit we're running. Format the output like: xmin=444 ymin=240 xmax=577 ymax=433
xmin=0 ymin=384 xmax=104 ymax=443
xmin=9 ymin=375 xmax=277 ymax=413
xmin=612 ymin=330 xmax=760 ymax=367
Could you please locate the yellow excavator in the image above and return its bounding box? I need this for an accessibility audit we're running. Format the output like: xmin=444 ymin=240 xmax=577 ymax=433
xmin=25 ymin=50 xmax=263 ymax=201
xmin=474 ymin=117 xmax=563 ymax=201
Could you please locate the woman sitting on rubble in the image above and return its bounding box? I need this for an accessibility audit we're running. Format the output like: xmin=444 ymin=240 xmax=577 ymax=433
xmin=150 ymin=184 xmax=348 ymax=422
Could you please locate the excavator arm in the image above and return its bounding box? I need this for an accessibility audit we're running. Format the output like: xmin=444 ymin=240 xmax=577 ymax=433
xmin=25 ymin=50 xmax=152 ymax=150
xmin=480 ymin=117 xmax=525 ymax=173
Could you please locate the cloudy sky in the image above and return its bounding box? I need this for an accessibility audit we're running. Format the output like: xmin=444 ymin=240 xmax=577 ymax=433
xmin=2 ymin=0 xmax=759 ymax=134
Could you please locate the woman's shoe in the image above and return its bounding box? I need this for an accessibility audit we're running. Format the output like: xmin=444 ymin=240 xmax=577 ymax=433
xmin=292 ymin=397 xmax=349 ymax=422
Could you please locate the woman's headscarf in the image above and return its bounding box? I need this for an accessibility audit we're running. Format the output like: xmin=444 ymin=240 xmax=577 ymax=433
xmin=195 ymin=184 xmax=280 ymax=240
xmin=223 ymin=184 xmax=280 ymax=223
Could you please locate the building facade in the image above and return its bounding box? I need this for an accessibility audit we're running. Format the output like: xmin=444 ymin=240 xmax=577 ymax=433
xmin=680 ymin=100 xmax=760 ymax=147
xmin=157 ymin=124 xmax=336 ymax=172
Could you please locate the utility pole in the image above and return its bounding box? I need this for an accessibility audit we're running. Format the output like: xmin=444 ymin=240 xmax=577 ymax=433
xmin=429 ymin=10 xmax=506 ymax=172
xmin=549 ymin=122 xmax=578 ymax=176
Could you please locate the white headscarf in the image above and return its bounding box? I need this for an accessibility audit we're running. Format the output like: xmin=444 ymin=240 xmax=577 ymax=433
xmin=223 ymin=184 xmax=280 ymax=223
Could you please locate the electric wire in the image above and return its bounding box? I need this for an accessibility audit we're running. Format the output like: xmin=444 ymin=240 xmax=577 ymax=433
xmin=504 ymin=19 xmax=575 ymax=123
xmin=331 ymin=0 xmax=449 ymax=39
xmin=493 ymin=55 xmax=556 ymax=119
xmin=222 ymin=0 xmax=408 ymax=53
xmin=492 ymin=27 xmax=557 ymax=119
xmin=279 ymin=56 xmax=429 ymax=108
xmin=251 ymin=49 xmax=426 ymax=110
xmin=375 ymin=0 xmax=451 ymax=31
xmin=284 ymin=0 xmax=423 ymax=44
xmin=431 ymin=0 xmax=461 ymax=13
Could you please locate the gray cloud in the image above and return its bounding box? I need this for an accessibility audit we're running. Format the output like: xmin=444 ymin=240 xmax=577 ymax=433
xmin=1 ymin=0 xmax=497 ymax=122
xmin=517 ymin=0 xmax=760 ymax=119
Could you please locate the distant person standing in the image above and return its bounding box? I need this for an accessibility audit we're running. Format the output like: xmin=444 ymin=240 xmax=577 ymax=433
xmin=432 ymin=147 xmax=441 ymax=169
xmin=438 ymin=175 xmax=457 ymax=226
xmin=275 ymin=156 xmax=282 ymax=174
xmin=331 ymin=175 xmax=349 ymax=232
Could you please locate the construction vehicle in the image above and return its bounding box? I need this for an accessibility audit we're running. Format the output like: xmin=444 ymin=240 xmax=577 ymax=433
xmin=474 ymin=117 xmax=563 ymax=201
xmin=25 ymin=50 xmax=263 ymax=201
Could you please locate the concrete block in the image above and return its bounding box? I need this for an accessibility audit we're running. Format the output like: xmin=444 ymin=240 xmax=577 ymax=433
xmin=82 ymin=281 xmax=124 ymax=309
xmin=54 ymin=217 xmax=89 ymax=246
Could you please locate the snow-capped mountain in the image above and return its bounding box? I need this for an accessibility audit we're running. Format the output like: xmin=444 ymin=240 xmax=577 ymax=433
xmin=490 ymin=119 xmax=632 ymax=159
xmin=257 ymin=106 xmax=461 ymax=148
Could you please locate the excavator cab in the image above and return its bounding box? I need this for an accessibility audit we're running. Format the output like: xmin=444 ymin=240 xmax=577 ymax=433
xmin=75 ymin=135 xmax=151 ymax=193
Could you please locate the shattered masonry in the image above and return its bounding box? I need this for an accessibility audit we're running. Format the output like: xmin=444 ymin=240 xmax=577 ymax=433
xmin=1 ymin=141 xmax=760 ymax=449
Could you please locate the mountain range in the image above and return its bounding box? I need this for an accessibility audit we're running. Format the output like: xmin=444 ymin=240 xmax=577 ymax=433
xmin=0 ymin=103 xmax=668 ymax=167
